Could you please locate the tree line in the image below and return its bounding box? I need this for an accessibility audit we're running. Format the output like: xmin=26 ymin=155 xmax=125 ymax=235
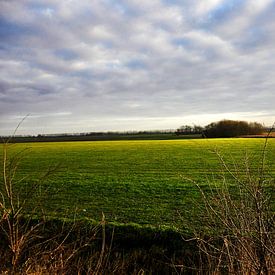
xmin=176 ymin=119 xmax=265 ymax=138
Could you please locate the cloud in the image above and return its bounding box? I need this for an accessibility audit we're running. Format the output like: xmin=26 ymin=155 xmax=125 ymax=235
xmin=195 ymin=0 xmax=226 ymax=16
xmin=0 ymin=0 xmax=274 ymax=135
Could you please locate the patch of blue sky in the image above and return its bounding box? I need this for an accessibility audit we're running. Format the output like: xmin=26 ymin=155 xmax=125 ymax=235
xmin=0 ymin=18 xmax=33 ymax=39
xmin=126 ymin=60 xmax=147 ymax=70
xmin=99 ymin=41 xmax=114 ymax=49
xmin=0 ymin=44 xmax=13 ymax=57
xmin=236 ymin=27 xmax=269 ymax=50
xmin=106 ymin=61 xmax=122 ymax=70
xmin=172 ymin=36 xmax=220 ymax=61
xmin=104 ymin=0 xmax=139 ymax=17
xmin=161 ymin=0 xmax=183 ymax=7
xmin=154 ymin=22 xmax=174 ymax=32
xmin=198 ymin=0 xmax=246 ymax=29
xmin=28 ymin=2 xmax=55 ymax=16
xmin=68 ymin=69 xmax=108 ymax=81
xmin=68 ymin=70 xmax=93 ymax=79
xmin=54 ymin=49 xmax=79 ymax=61
xmin=171 ymin=37 xmax=192 ymax=48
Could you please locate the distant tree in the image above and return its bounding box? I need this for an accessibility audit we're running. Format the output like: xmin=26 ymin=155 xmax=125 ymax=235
xmin=193 ymin=125 xmax=204 ymax=134
xmin=176 ymin=125 xmax=203 ymax=135
xmin=203 ymin=120 xmax=264 ymax=138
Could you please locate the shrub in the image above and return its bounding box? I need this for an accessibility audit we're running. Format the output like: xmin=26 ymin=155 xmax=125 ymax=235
xmin=186 ymin=137 xmax=275 ymax=274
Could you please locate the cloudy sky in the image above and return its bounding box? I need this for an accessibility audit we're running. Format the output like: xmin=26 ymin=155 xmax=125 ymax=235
xmin=1 ymin=0 xmax=275 ymax=135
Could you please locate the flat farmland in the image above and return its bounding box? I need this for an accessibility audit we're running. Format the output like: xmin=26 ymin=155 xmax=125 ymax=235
xmin=2 ymin=138 xmax=274 ymax=229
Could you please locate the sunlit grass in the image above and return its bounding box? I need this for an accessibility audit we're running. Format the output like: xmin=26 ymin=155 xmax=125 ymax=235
xmin=1 ymin=138 xmax=274 ymax=229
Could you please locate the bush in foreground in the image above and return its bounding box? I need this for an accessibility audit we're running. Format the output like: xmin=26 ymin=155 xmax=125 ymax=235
xmin=186 ymin=138 xmax=275 ymax=274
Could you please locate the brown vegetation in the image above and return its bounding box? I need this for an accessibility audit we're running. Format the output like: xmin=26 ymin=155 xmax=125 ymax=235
xmin=184 ymin=136 xmax=275 ymax=274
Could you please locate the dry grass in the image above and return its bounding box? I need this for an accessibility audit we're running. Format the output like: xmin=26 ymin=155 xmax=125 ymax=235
xmin=184 ymin=136 xmax=275 ymax=274
xmin=0 ymin=135 xmax=117 ymax=274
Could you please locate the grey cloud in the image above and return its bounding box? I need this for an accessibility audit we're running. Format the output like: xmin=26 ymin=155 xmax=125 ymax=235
xmin=0 ymin=0 xmax=274 ymax=135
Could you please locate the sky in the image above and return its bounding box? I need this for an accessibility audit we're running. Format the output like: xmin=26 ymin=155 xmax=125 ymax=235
xmin=1 ymin=0 xmax=275 ymax=135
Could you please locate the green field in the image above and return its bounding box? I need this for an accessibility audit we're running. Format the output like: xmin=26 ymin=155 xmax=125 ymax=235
xmin=1 ymin=138 xmax=274 ymax=230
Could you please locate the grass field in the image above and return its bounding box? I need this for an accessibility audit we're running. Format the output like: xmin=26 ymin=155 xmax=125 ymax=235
xmin=1 ymin=138 xmax=274 ymax=230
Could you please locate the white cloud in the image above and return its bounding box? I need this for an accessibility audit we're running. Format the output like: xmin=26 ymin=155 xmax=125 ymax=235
xmin=195 ymin=0 xmax=225 ymax=16
xmin=0 ymin=0 xmax=274 ymax=135
xmin=182 ymin=30 xmax=236 ymax=59
xmin=246 ymin=0 xmax=273 ymax=15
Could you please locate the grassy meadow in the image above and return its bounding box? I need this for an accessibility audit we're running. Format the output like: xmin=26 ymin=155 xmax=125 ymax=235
xmin=1 ymin=138 xmax=274 ymax=230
